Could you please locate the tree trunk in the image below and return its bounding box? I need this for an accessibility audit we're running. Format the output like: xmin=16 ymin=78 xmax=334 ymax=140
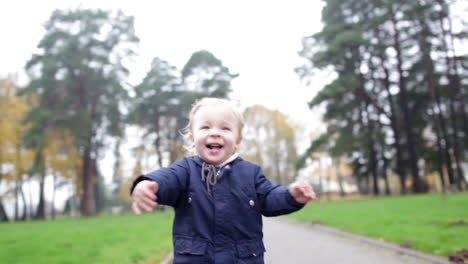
xmin=14 ymin=139 xmax=25 ymax=220
xmin=34 ymin=149 xmax=46 ymax=220
xmin=77 ymin=70 xmax=100 ymax=217
xmin=359 ymin=69 xmax=380 ymax=196
xmin=81 ymin=144 xmax=96 ymax=216
xmin=19 ymin=185 xmax=27 ymax=220
xmin=0 ymin=199 xmax=8 ymax=222
xmin=0 ymin=139 xmax=8 ymax=221
xmin=355 ymin=98 xmax=370 ymax=196
xmin=28 ymin=179 xmax=34 ymax=219
xmin=51 ymin=173 xmax=56 ymax=219
xmin=367 ymin=120 xmax=379 ymax=196
xmin=418 ymin=18 xmax=447 ymax=190
xmin=382 ymin=156 xmax=391 ymax=195
xmin=153 ymin=113 xmax=163 ymax=168
xmin=439 ymin=109 xmax=456 ymax=187
xmin=318 ymin=158 xmax=324 ymax=195
xmin=429 ymin=110 xmax=448 ymax=190
xmin=274 ymin=150 xmax=282 ymax=185
xmin=335 ymin=159 xmax=345 ymax=197
xmin=14 ymin=183 xmax=18 ymax=220
xmin=437 ymin=0 xmax=468 ymax=166
xmin=437 ymin=0 xmax=466 ymax=191
xmin=112 ymin=139 xmax=122 ymax=185
xmin=390 ymin=5 xmax=426 ymax=193
xmin=375 ymin=110 xmax=391 ymax=196
xmin=375 ymin=29 xmax=407 ymax=194
xmin=35 ymin=173 xmax=46 ymax=220
xmin=447 ymin=75 xmax=465 ymax=191
xmin=14 ymin=182 xmax=19 ymax=220
xmin=92 ymin=157 xmax=103 ymax=213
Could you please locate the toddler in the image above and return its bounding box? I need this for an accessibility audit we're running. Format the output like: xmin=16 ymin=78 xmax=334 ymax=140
xmin=131 ymin=97 xmax=316 ymax=263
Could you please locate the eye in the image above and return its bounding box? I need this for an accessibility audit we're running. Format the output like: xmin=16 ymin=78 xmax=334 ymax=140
xmin=200 ymin=125 xmax=210 ymax=130
xmin=222 ymin=126 xmax=231 ymax=131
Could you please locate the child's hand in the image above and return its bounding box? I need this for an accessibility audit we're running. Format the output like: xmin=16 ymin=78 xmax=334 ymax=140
xmin=131 ymin=180 xmax=159 ymax=215
xmin=288 ymin=180 xmax=317 ymax=204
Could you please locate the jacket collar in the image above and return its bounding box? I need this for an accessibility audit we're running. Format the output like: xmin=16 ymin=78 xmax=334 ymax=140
xmin=191 ymin=154 xmax=241 ymax=167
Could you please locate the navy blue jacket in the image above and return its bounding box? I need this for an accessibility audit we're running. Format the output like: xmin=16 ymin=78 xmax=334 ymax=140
xmin=131 ymin=156 xmax=304 ymax=264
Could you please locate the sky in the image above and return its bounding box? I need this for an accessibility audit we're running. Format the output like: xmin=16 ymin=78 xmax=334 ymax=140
xmin=0 ymin=0 xmax=327 ymax=128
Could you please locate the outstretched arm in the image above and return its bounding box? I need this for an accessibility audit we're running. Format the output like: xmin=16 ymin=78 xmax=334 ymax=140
xmin=129 ymin=159 xmax=190 ymax=213
xmin=255 ymin=166 xmax=315 ymax=216
xmin=288 ymin=180 xmax=316 ymax=204
xmin=131 ymin=180 xmax=159 ymax=215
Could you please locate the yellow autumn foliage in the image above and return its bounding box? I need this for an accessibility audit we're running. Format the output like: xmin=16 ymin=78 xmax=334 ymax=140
xmin=0 ymin=79 xmax=82 ymax=193
xmin=0 ymin=79 xmax=34 ymax=182
xmin=243 ymin=105 xmax=299 ymax=185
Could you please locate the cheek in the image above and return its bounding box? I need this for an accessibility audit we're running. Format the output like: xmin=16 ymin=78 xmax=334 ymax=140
xmin=193 ymin=136 xmax=202 ymax=144
xmin=193 ymin=133 xmax=206 ymax=144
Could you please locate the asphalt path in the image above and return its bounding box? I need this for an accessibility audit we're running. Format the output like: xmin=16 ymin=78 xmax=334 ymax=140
xmin=263 ymin=217 xmax=451 ymax=264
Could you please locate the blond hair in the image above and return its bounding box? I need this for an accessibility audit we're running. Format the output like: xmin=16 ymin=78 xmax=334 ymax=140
xmin=181 ymin=97 xmax=244 ymax=155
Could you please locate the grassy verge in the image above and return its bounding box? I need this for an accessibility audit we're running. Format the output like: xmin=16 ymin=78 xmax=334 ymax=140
xmin=0 ymin=210 xmax=174 ymax=264
xmin=289 ymin=192 xmax=468 ymax=256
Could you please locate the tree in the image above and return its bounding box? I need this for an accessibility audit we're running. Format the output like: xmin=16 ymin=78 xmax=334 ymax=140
xmin=128 ymin=51 xmax=238 ymax=170
xmin=20 ymin=9 xmax=139 ymax=216
xmin=129 ymin=57 xmax=184 ymax=168
xmin=0 ymin=78 xmax=36 ymax=221
xmin=434 ymin=0 xmax=467 ymax=190
xmin=297 ymin=0 xmax=467 ymax=194
xmin=43 ymin=129 xmax=82 ymax=218
xmin=182 ymin=50 xmax=238 ymax=98
xmin=243 ymin=105 xmax=299 ymax=185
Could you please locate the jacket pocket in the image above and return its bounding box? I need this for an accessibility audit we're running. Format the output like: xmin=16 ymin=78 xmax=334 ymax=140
xmin=236 ymin=240 xmax=265 ymax=258
xmin=231 ymin=185 xmax=258 ymax=209
xmin=174 ymin=236 xmax=208 ymax=255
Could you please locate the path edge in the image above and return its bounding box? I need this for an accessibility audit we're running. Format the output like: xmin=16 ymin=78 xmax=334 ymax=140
xmin=160 ymin=251 xmax=173 ymax=264
xmin=281 ymin=217 xmax=453 ymax=264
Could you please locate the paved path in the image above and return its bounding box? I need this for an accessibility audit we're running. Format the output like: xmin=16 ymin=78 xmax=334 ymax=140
xmin=263 ymin=217 xmax=451 ymax=264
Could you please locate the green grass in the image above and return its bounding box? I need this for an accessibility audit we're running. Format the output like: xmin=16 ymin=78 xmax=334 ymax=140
xmin=0 ymin=210 xmax=174 ymax=264
xmin=290 ymin=192 xmax=468 ymax=256
xmin=2 ymin=194 xmax=466 ymax=262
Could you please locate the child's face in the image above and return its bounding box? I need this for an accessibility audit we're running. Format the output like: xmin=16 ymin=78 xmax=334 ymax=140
xmin=191 ymin=104 xmax=241 ymax=165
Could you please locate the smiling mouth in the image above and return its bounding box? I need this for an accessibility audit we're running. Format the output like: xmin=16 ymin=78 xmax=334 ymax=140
xmin=207 ymin=143 xmax=223 ymax=149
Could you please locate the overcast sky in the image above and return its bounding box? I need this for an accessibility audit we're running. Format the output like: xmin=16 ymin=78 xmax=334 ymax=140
xmin=0 ymin=0 xmax=327 ymax=128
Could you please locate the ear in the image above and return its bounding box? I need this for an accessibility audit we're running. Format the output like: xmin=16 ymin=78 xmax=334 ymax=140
xmin=236 ymin=135 xmax=243 ymax=145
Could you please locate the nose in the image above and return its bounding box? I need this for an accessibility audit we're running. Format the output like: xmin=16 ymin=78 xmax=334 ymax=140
xmin=208 ymin=128 xmax=221 ymax=137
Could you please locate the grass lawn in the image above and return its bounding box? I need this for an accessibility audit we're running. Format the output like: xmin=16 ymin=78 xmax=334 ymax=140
xmin=0 ymin=210 xmax=174 ymax=264
xmin=289 ymin=192 xmax=468 ymax=256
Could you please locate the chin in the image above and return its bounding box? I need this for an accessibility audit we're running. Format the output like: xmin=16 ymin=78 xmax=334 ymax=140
xmin=203 ymin=157 xmax=224 ymax=165
xmin=208 ymin=158 xmax=223 ymax=164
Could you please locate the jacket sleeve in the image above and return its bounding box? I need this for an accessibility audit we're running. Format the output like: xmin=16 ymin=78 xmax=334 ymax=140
xmin=255 ymin=166 xmax=305 ymax=217
xmin=130 ymin=159 xmax=189 ymax=207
